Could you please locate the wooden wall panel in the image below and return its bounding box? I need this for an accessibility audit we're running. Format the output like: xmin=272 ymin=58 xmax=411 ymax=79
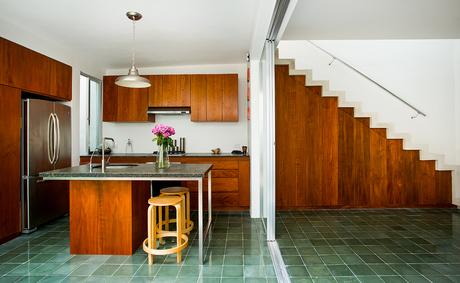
xmin=191 ymin=75 xmax=207 ymax=121
xmin=70 ymin=180 xmax=150 ymax=255
xmin=206 ymin=75 xmax=223 ymax=121
xmin=162 ymin=75 xmax=177 ymax=107
xmin=0 ymin=86 xmax=21 ymax=243
xmin=275 ymin=64 xmax=453 ymax=209
xmin=338 ymin=112 xmax=371 ymax=206
xmin=275 ymin=66 xmax=298 ymax=208
xmin=103 ymin=76 xmax=118 ymax=121
xmin=6 ymin=39 xmax=51 ymax=95
xmin=369 ymin=128 xmax=388 ymax=206
xmin=0 ymin=37 xmax=7 ymax=85
xmin=222 ymin=74 xmax=238 ymax=121
xmin=238 ymin=160 xmax=250 ymax=207
xmin=177 ymin=75 xmax=191 ymax=107
xmin=116 ymin=86 xmax=148 ymax=122
xmin=148 ymin=75 xmax=163 ymax=107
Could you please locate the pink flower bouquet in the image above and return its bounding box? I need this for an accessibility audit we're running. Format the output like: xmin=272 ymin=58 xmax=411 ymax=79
xmin=152 ymin=124 xmax=175 ymax=147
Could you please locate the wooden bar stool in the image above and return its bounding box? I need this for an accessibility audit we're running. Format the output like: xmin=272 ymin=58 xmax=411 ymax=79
xmin=160 ymin=187 xmax=194 ymax=234
xmin=143 ymin=196 xmax=188 ymax=264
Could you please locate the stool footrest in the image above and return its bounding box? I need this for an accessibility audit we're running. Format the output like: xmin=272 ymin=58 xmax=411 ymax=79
xmin=143 ymin=234 xmax=188 ymax=256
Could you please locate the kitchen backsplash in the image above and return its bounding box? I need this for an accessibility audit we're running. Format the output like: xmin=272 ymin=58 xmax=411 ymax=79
xmin=103 ymin=115 xmax=248 ymax=154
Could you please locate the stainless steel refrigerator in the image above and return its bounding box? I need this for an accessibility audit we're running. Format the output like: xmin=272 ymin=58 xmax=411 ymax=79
xmin=21 ymin=99 xmax=71 ymax=233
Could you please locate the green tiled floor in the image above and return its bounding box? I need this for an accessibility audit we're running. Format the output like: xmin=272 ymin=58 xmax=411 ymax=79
xmin=277 ymin=208 xmax=460 ymax=283
xmin=0 ymin=212 xmax=275 ymax=282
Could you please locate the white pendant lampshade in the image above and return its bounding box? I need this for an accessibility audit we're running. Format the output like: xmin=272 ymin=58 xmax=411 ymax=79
xmin=115 ymin=12 xmax=151 ymax=88
xmin=115 ymin=66 xmax=151 ymax=88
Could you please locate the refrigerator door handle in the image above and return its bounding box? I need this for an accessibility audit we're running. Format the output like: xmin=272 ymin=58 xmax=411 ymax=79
xmin=47 ymin=113 xmax=54 ymax=164
xmin=54 ymin=113 xmax=60 ymax=164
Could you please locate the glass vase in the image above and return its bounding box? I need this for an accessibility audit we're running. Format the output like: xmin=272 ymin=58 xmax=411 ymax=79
xmin=156 ymin=144 xmax=170 ymax=169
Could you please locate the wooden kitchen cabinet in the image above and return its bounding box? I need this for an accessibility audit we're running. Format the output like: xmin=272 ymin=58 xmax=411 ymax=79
xmin=49 ymin=58 xmax=72 ymax=101
xmin=102 ymin=72 xmax=238 ymax=122
xmin=0 ymin=37 xmax=72 ymax=101
xmin=191 ymin=75 xmax=207 ymax=121
xmin=103 ymin=75 xmax=150 ymax=122
xmin=5 ymin=38 xmax=51 ymax=95
xmin=0 ymin=85 xmax=21 ymax=243
xmin=148 ymin=75 xmax=191 ymax=107
xmin=191 ymin=74 xmax=238 ymax=122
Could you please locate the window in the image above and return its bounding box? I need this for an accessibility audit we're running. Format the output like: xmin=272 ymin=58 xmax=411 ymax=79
xmin=80 ymin=73 xmax=102 ymax=154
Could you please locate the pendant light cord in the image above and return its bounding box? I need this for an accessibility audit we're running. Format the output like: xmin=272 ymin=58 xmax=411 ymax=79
xmin=131 ymin=16 xmax=136 ymax=68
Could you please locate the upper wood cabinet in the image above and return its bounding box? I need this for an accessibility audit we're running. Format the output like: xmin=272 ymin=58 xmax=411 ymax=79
xmin=148 ymin=75 xmax=191 ymax=107
xmin=191 ymin=74 xmax=238 ymax=122
xmin=49 ymin=58 xmax=72 ymax=101
xmin=103 ymin=76 xmax=150 ymax=122
xmin=103 ymin=73 xmax=238 ymax=123
xmin=0 ymin=37 xmax=72 ymax=101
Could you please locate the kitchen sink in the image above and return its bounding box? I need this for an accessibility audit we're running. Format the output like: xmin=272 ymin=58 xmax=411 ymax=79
xmin=90 ymin=163 xmax=139 ymax=170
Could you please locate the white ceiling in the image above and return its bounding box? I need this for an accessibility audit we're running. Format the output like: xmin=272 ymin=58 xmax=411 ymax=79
xmin=283 ymin=0 xmax=460 ymax=40
xmin=0 ymin=0 xmax=260 ymax=69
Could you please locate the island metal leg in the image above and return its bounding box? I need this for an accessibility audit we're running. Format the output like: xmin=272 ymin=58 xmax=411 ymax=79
xmin=198 ymin=171 xmax=212 ymax=265
xmin=208 ymin=170 xmax=212 ymax=229
xmin=198 ymin=177 xmax=204 ymax=264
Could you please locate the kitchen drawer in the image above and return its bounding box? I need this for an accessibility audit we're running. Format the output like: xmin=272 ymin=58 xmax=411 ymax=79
xmin=212 ymin=169 xmax=239 ymax=178
xmin=189 ymin=192 xmax=240 ymax=210
xmin=178 ymin=158 xmax=238 ymax=170
xmin=183 ymin=177 xmax=238 ymax=192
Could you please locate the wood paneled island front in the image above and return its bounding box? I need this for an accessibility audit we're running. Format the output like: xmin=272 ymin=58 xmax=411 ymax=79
xmin=40 ymin=163 xmax=212 ymax=263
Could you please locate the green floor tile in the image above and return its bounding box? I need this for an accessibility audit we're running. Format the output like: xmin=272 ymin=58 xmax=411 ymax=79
xmin=348 ymin=264 xmax=376 ymax=276
xmin=327 ymin=265 xmax=353 ymax=276
xmin=91 ymin=264 xmax=119 ymax=276
xmin=156 ymin=265 xmax=181 ymax=277
xmin=244 ymin=265 xmax=267 ymax=278
xmin=201 ymin=266 xmax=223 ymax=277
xmin=320 ymin=255 xmax=343 ymax=264
xmin=134 ymin=264 xmax=160 ymax=277
xmin=222 ymin=265 xmax=243 ymax=277
xmin=179 ymin=265 xmax=201 ymax=277
xmin=306 ymin=265 xmax=331 ymax=277
xmin=287 ymin=265 xmax=309 ymax=277
xmin=369 ymin=264 xmax=397 ymax=276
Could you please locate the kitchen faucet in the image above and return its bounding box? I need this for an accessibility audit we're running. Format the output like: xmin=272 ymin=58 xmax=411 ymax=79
xmin=101 ymin=137 xmax=115 ymax=173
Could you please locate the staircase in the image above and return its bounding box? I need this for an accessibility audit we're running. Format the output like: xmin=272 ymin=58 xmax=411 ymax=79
xmin=274 ymin=61 xmax=457 ymax=209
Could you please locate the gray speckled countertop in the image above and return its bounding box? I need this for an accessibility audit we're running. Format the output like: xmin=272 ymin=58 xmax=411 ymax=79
xmin=40 ymin=163 xmax=212 ymax=180
xmin=80 ymin=153 xmax=248 ymax=158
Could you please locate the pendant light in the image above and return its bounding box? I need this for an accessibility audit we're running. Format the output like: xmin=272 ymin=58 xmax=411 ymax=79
xmin=115 ymin=11 xmax=151 ymax=88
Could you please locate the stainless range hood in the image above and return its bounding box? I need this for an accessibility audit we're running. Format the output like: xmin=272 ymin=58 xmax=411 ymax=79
xmin=147 ymin=107 xmax=191 ymax=115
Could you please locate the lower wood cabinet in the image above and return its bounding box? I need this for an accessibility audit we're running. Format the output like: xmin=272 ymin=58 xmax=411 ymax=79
xmin=0 ymin=85 xmax=21 ymax=243
xmin=80 ymin=155 xmax=250 ymax=210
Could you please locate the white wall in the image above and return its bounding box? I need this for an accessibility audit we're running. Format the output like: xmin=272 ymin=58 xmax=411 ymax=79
xmin=454 ymin=42 xmax=460 ymax=205
xmin=0 ymin=18 xmax=105 ymax=166
xmin=104 ymin=64 xmax=248 ymax=154
xmin=278 ymin=39 xmax=460 ymax=204
xmin=279 ymin=40 xmax=459 ymax=164
xmin=455 ymin=42 xmax=460 ymax=165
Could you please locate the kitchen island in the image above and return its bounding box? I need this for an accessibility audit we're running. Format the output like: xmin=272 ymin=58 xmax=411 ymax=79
xmin=80 ymin=153 xmax=250 ymax=210
xmin=40 ymin=163 xmax=212 ymax=264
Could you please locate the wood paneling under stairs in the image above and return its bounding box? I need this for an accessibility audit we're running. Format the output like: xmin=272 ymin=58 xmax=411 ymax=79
xmin=275 ymin=65 xmax=453 ymax=209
